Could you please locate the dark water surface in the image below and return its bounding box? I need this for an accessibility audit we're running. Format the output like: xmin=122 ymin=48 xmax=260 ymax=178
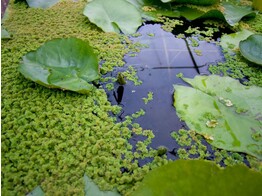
xmin=104 ymin=23 xmax=226 ymax=160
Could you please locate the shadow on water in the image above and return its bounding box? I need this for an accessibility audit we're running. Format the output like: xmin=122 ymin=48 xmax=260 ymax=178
xmin=102 ymin=22 xmax=245 ymax=164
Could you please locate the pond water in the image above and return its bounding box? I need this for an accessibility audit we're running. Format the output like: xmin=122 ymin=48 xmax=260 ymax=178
xmin=104 ymin=23 xmax=226 ymax=160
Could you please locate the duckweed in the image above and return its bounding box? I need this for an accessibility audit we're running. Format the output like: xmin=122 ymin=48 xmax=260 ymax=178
xmin=142 ymin=91 xmax=153 ymax=104
xmin=0 ymin=1 xmax=164 ymax=195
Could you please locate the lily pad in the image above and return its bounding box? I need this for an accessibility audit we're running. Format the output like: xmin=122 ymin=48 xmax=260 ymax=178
xmin=84 ymin=175 xmax=120 ymax=196
xmin=239 ymin=34 xmax=262 ymax=65
xmin=131 ymin=160 xmax=262 ymax=196
xmin=83 ymin=0 xmax=142 ymax=34
xmin=27 ymin=186 xmax=44 ymax=196
xmin=1 ymin=26 xmax=11 ymax=39
xmin=26 ymin=0 xmax=60 ymax=9
xmin=173 ymin=75 xmax=262 ymax=159
xmin=18 ymin=38 xmax=99 ymax=94
xmin=220 ymin=29 xmax=254 ymax=50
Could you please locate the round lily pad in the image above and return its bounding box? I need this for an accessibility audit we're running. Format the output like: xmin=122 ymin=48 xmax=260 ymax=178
xmin=18 ymin=38 xmax=99 ymax=94
xmin=239 ymin=34 xmax=262 ymax=65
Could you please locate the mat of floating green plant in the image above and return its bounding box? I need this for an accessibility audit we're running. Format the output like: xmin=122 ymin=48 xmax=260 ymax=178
xmin=174 ymin=75 xmax=262 ymax=159
xmin=130 ymin=159 xmax=262 ymax=196
xmin=1 ymin=1 xmax=169 ymax=195
xmin=2 ymin=0 xmax=262 ymax=195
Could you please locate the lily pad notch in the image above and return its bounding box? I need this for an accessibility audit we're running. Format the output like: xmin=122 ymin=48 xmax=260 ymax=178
xmin=18 ymin=38 xmax=100 ymax=94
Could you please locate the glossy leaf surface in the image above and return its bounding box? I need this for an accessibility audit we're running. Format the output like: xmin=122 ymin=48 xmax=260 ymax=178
xmin=18 ymin=38 xmax=99 ymax=94
xmin=174 ymin=75 xmax=262 ymax=159
xmin=83 ymin=0 xmax=142 ymax=34
xmin=239 ymin=34 xmax=262 ymax=65
xmin=131 ymin=160 xmax=262 ymax=196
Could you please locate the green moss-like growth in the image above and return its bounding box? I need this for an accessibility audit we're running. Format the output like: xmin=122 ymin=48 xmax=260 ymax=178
xmin=0 ymin=1 xmax=163 ymax=195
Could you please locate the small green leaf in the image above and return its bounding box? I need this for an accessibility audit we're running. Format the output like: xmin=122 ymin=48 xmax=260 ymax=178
xmin=27 ymin=186 xmax=44 ymax=196
xmin=83 ymin=0 xmax=142 ymax=34
xmin=131 ymin=160 xmax=262 ymax=196
xmin=18 ymin=38 xmax=99 ymax=94
xmin=84 ymin=174 xmax=120 ymax=196
xmin=239 ymin=34 xmax=262 ymax=65
xmin=173 ymin=75 xmax=262 ymax=159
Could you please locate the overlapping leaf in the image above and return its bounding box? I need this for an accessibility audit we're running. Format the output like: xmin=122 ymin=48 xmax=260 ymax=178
xmin=18 ymin=38 xmax=99 ymax=94
xmin=240 ymin=34 xmax=262 ymax=65
xmin=26 ymin=0 xmax=60 ymax=9
xmin=220 ymin=29 xmax=254 ymax=50
xmin=173 ymin=75 xmax=262 ymax=159
xmin=131 ymin=160 xmax=262 ymax=196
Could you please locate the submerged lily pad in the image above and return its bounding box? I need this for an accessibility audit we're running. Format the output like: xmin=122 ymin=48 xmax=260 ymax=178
xmin=18 ymin=38 xmax=99 ymax=94
xmin=131 ymin=160 xmax=262 ymax=196
xmin=239 ymin=34 xmax=262 ymax=65
xmin=83 ymin=0 xmax=142 ymax=34
xmin=173 ymin=75 xmax=262 ymax=159
xmin=84 ymin=175 xmax=120 ymax=196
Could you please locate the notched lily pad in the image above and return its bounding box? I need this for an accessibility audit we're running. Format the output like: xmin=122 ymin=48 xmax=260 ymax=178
xmin=18 ymin=38 xmax=99 ymax=94
xmin=239 ymin=34 xmax=262 ymax=65
xmin=173 ymin=75 xmax=262 ymax=159
xmin=131 ymin=160 xmax=262 ymax=196
xmin=83 ymin=0 xmax=142 ymax=34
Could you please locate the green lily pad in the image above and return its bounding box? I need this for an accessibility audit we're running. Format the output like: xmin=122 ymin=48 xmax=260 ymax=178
xmin=131 ymin=160 xmax=262 ymax=196
xmin=222 ymin=2 xmax=257 ymax=26
xmin=83 ymin=0 xmax=142 ymax=34
xmin=84 ymin=175 xmax=120 ymax=196
xmin=27 ymin=186 xmax=44 ymax=196
xmin=127 ymin=0 xmax=180 ymax=20
xmin=26 ymin=0 xmax=60 ymax=9
xmin=173 ymin=75 xmax=262 ymax=159
xmin=220 ymin=29 xmax=254 ymax=50
xmin=18 ymin=38 xmax=99 ymax=94
xmin=239 ymin=34 xmax=262 ymax=65
xmin=1 ymin=26 xmax=11 ymax=39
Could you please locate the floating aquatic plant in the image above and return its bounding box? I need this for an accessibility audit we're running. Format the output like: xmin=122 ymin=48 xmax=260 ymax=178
xmin=83 ymin=0 xmax=142 ymax=34
xmin=15 ymin=0 xmax=60 ymax=9
xmin=18 ymin=38 xmax=99 ymax=94
xmin=131 ymin=160 xmax=262 ymax=196
xmin=239 ymin=34 xmax=262 ymax=65
xmin=220 ymin=29 xmax=254 ymax=51
xmin=173 ymin=75 xmax=262 ymax=159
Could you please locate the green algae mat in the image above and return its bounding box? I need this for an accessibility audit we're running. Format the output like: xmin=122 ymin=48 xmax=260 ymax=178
xmin=1 ymin=0 xmax=262 ymax=195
